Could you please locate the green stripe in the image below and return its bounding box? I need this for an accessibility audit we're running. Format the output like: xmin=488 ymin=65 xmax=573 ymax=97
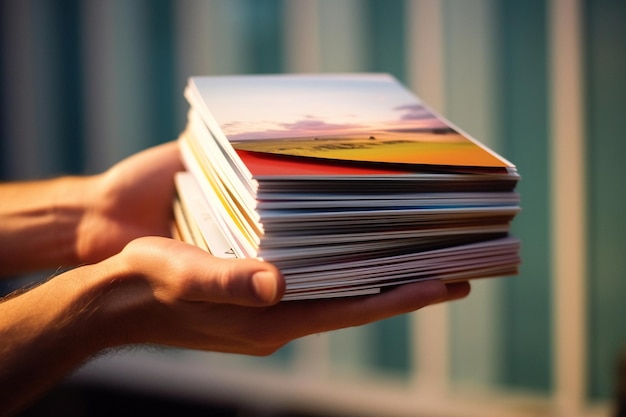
xmin=496 ymin=0 xmax=552 ymax=392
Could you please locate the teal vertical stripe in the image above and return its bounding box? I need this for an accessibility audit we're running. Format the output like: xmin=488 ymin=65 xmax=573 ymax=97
xmin=496 ymin=0 xmax=552 ymax=392
xmin=145 ymin=0 xmax=179 ymax=144
xmin=242 ymin=0 xmax=285 ymax=74
xmin=368 ymin=315 xmax=410 ymax=377
xmin=41 ymin=0 xmax=85 ymax=174
xmin=364 ymin=0 xmax=407 ymax=82
xmin=584 ymin=0 xmax=626 ymax=401
xmin=363 ymin=0 xmax=410 ymax=376
xmin=0 ymin=0 xmax=84 ymax=178
xmin=29 ymin=0 xmax=85 ymax=176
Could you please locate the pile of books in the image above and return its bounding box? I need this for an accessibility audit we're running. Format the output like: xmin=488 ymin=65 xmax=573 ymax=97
xmin=173 ymin=73 xmax=521 ymax=301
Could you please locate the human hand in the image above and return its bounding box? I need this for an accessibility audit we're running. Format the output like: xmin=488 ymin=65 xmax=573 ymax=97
xmin=76 ymin=142 xmax=183 ymax=265
xmin=98 ymin=236 xmax=470 ymax=355
xmin=0 ymin=234 xmax=469 ymax=415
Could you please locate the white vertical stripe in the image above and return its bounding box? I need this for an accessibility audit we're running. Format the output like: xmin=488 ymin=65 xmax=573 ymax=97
xmin=284 ymin=0 xmax=321 ymax=73
xmin=407 ymin=0 xmax=449 ymax=395
xmin=412 ymin=303 xmax=450 ymax=395
xmin=407 ymin=0 xmax=445 ymax=113
xmin=438 ymin=0 xmax=500 ymax=149
xmin=441 ymin=0 xmax=505 ymax=389
xmin=328 ymin=327 xmax=372 ymax=374
xmin=82 ymin=0 xmax=156 ymax=172
xmin=174 ymin=0 xmax=250 ymax=125
xmin=82 ymin=0 xmax=149 ymax=172
xmin=549 ymin=0 xmax=587 ymax=415
xmin=317 ymin=0 xmax=367 ymax=72
xmin=293 ymin=334 xmax=331 ymax=378
xmin=174 ymin=0 xmax=215 ymax=79
xmin=283 ymin=0 xmax=368 ymax=378
xmin=174 ymin=0 xmax=215 ymax=126
xmin=174 ymin=0 xmax=249 ymax=77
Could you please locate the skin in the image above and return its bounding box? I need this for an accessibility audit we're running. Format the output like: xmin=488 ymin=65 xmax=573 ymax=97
xmin=0 ymin=141 xmax=470 ymax=415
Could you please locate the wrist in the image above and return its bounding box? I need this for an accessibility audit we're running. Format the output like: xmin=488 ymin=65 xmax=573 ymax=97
xmin=81 ymin=253 xmax=153 ymax=348
xmin=0 ymin=262 xmax=128 ymax=367
xmin=0 ymin=176 xmax=97 ymax=275
xmin=52 ymin=175 xmax=100 ymax=267
xmin=0 ymin=257 xmax=149 ymax=413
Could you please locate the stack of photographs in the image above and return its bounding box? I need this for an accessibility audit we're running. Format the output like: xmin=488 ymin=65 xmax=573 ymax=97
xmin=173 ymin=73 xmax=521 ymax=300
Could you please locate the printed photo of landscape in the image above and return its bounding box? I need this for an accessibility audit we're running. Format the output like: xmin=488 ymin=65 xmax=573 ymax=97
xmin=194 ymin=74 xmax=511 ymax=168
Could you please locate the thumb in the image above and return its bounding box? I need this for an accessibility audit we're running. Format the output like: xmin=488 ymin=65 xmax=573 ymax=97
xmin=173 ymin=244 xmax=286 ymax=306
xmin=207 ymin=257 xmax=286 ymax=306
xmin=125 ymin=237 xmax=285 ymax=307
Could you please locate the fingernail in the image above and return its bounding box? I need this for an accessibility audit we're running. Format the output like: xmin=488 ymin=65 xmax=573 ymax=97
xmin=252 ymin=270 xmax=278 ymax=304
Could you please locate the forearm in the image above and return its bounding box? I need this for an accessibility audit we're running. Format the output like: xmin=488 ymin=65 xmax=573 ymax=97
xmin=0 ymin=142 xmax=184 ymax=277
xmin=0 ymin=177 xmax=95 ymax=276
xmin=0 ymin=238 xmax=275 ymax=415
xmin=0 ymin=259 xmax=129 ymax=415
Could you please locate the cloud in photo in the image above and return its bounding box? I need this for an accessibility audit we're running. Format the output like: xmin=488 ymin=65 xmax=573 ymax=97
xmin=394 ymin=104 xmax=435 ymax=121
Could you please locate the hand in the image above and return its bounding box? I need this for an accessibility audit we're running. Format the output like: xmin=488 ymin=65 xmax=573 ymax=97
xmin=0 ymin=235 xmax=469 ymax=415
xmin=101 ymin=236 xmax=471 ymax=355
xmin=76 ymin=142 xmax=184 ymax=264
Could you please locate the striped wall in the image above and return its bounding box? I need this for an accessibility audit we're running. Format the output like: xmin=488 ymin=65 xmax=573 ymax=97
xmin=1 ymin=0 xmax=625 ymax=415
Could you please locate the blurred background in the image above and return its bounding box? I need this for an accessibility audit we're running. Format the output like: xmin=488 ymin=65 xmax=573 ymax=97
xmin=1 ymin=0 xmax=625 ymax=416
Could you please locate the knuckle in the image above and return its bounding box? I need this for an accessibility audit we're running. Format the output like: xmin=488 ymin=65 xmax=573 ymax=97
xmin=219 ymin=262 xmax=257 ymax=302
xmin=218 ymin=266 xmax=242 ymax=299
